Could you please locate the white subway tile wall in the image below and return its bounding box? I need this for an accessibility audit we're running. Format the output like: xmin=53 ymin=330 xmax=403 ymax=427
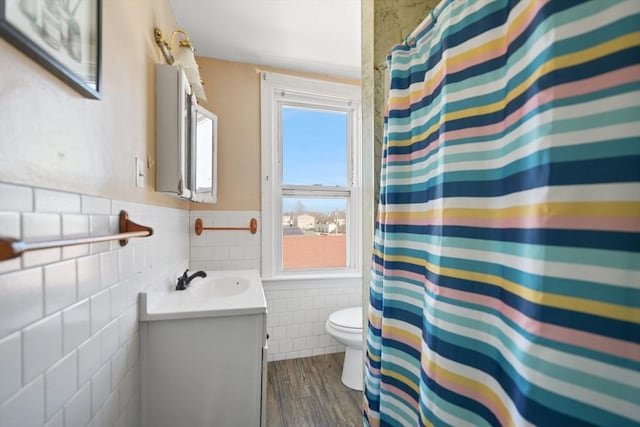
xmin=263 ymin=281 xmax=362 ymax=361
xmin=0 ymin=189 xmax=363 ymax=425
xmin=0 ymin=333 xmax=21 ymax=403
xmin=189 ymin=210 xmax=363 ymax=361
xmin=0 ymin=183 xmax=189 ymax=427
xmin=189 ymin=211 xmax=261 ymax=272
xmin=0 ymin=377 xmax=45 ymax=427
xmin=45 ymin=351 xmax=77 ymax=419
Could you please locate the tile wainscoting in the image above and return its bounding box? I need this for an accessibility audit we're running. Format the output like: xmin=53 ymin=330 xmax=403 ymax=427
xmin=189 ymin=211 xmax=262 ymax=272
xmin=263 ymin=278 xmax=362 ymax=361
xmin=0 ymin=183 xmax=190 ymax=427
xmin=0 ymin=199 xmax=361 ymax=426
xmin=189 ymin=210 xmax=362 ymax=362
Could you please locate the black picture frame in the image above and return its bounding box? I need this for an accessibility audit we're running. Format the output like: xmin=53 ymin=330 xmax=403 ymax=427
xmin=0 ymin=0 xmax=102 ymax=99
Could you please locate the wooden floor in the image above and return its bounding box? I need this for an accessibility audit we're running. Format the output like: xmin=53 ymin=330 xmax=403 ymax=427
xmin=266 ymin=352 xmax=363 ymax=427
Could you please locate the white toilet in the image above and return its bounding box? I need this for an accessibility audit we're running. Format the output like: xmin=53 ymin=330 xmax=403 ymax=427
xmin=326 ymin=306 xmax=363 ymax=391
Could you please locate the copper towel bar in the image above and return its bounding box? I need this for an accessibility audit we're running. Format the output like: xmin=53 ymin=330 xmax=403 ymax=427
xmin=195 ymin=217 xmax=258 ymax=235
xmin=0 ymin=210 xmax=153 ymax=262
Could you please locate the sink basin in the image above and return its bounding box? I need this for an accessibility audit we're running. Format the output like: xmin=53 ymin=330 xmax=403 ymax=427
xmin=139 ymin=270 xmax=266 ymax=321
xmin=189 ymin=276 xmax=251 ymax=299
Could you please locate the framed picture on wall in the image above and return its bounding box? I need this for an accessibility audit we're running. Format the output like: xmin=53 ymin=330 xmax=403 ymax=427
xmin=0 ymin=0 xmax=102 ymax=99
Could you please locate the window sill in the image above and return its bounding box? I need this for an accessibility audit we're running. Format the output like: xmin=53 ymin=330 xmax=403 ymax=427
xmin=261 ymin=272 xmax=362 ymax=284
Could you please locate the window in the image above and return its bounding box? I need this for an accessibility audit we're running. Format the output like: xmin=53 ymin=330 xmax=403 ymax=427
xmin=260 ymin=72 xmax=362 ymax=279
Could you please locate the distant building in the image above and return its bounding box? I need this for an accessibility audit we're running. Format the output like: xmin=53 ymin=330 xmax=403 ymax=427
xmin=296 ymin=214 xmax=316 ymax=230
xmin=316 ymin=222 xmax=337 ymax=234
xmin=282 ymin=215 xmax=294 ymax=227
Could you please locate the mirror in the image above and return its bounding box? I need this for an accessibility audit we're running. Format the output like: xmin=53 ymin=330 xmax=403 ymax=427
xmin=155 ymin=64 xmax=217 ymax=203
xmin=190 ymin=106 xmax=217 ymax=203
xmin=156 ymin=64 xmax=195 ymax=199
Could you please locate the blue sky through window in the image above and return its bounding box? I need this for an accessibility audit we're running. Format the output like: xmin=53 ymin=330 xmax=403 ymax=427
xmin=282 ymin=107 xmax=348 ymax=214
xmin=282 ymin=106 xmax=347 ymax=188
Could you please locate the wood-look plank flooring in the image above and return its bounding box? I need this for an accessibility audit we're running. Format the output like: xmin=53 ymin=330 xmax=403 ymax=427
xmin=267 ymin=352 xmax=363 ymax=427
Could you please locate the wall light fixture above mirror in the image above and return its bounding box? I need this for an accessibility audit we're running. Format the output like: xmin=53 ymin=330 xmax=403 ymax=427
xmin=154 ymin=27 xmax=206 ymax=101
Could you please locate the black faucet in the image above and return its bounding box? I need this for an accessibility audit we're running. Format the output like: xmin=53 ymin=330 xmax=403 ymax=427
xmin=175 ymin=269 xmax=207 ymax=290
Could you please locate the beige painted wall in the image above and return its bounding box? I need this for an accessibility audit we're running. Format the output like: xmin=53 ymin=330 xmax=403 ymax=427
xmin=0 ymin=0 xmax=188 ymax=208
xmin=191 ymin=57 xmax=360 ymax=211
xmin=0 ymin=1 xmax=360 ymax=212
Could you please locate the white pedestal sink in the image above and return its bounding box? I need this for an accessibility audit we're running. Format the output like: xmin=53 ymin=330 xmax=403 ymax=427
xmin=139 ymin=270 xmax=268 ymax=427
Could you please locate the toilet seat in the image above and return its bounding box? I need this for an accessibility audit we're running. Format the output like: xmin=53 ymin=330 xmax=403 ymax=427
xmin=328 ymin=307 xmax=362 ymax=330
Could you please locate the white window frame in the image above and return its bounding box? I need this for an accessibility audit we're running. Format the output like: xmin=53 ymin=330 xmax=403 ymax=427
xmin=260 ymin=71 xmax=362 ymax=280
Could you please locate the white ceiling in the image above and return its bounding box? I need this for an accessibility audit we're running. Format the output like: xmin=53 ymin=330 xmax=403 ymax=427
xmin=168 ymin=0 xmax=362 ymax=79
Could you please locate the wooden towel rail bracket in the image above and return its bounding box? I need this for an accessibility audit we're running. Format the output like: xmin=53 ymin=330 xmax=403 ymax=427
xmin=0 ymin=210 xmax=154 ymax=262
xmin=195 ymin=217 xmax=258 ymax=235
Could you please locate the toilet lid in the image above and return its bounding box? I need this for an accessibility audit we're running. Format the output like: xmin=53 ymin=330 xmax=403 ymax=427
xmin=328 ymin=307 xmax=362 ymax=330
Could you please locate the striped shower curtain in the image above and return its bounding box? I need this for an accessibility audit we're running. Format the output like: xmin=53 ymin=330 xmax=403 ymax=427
xmin=365 ymin=1 xmax=640 ymax=426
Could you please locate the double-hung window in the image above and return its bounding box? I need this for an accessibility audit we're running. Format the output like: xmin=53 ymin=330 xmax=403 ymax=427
xmin=260 ymin=72 xmax=362 ymax=279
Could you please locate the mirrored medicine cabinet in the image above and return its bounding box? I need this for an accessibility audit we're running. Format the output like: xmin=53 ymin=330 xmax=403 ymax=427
xmin=155 ymin=64 xmax=217 ymax=203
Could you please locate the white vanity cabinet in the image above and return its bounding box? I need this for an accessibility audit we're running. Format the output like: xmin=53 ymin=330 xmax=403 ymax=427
xmin=140 ymin=270 xmax=267 ymax=427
